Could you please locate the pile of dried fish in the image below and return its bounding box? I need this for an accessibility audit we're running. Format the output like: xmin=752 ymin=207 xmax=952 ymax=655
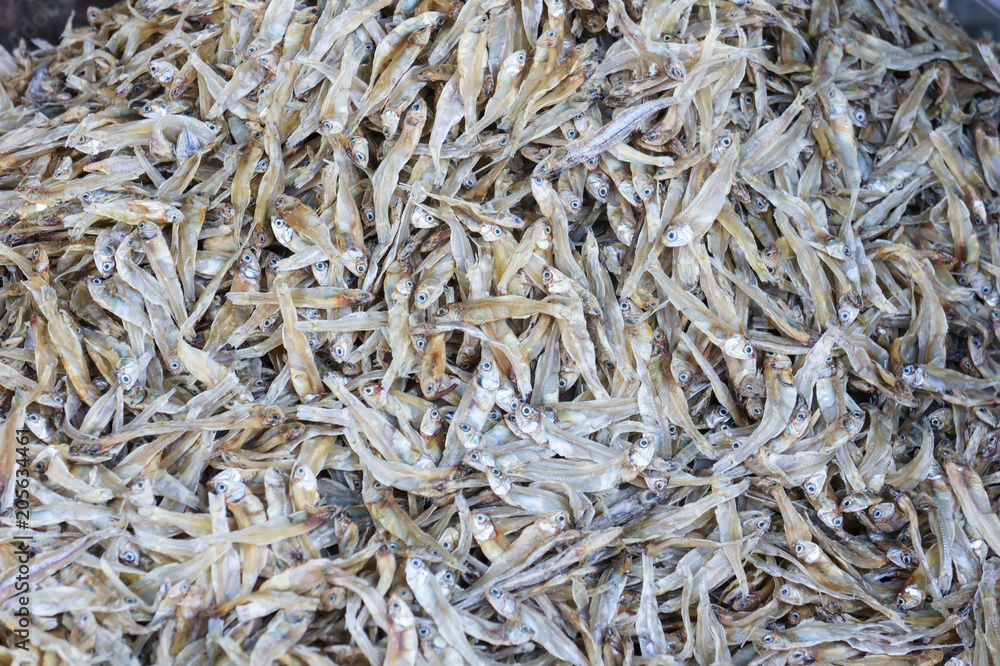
xmin=1 ymin=0 xmax=1000 ymax=662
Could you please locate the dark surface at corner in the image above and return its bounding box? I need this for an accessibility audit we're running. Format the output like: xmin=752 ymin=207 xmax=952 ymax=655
xmin=0 ymin=0 xmax=116 ymax=49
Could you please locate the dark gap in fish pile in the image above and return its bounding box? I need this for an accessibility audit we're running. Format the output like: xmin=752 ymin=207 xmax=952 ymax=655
xmin=1 ymin=0 xmax=1000 ymax=664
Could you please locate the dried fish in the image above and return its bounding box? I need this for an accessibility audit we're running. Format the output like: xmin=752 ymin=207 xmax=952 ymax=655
xmin=1 ymin=0 xmax=999 ymax=663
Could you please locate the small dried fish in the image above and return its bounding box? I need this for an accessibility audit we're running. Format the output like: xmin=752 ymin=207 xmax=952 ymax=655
xmin=0 ymin=0 xmax=998 ymax=664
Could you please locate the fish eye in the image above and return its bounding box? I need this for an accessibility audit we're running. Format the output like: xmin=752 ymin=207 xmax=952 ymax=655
xmin=833 ymin=516 xmax=843 ymax=526
xmin=459 ymin=423 xmax=471 ymax=432
xmin=780 ymin=586 xmax=789 ymax=596
xmin=429 ymin=409 xmax=439 ymax=419
xmin=482 ymin=361 xmax=492 ymax=371
xmin=415 ymin=338 xmax=426 ymax=349
xmin=720 ymin=136 xmax=732 ymax=147
xmin=418 ymin=626 xmax=429 ymax=636
xmin=520 ymin=405 xmax=532 ymax=416
xmin=490 ymin=587 xmax=502 ymax=597
xmin=731 ymin=440 xmax=741 ymax=449
xmin=794 ymin=544 xmax=804 ymax=554
xmin=567 ymin=129 xmax=577 ymax=138
xmin=872 ymin=509 xmax=883 ymax=519
xmin=678 ymin=372 xmax=690 ymax=383
xmin=474 ymin=512 xmax=486 ymax=522
xmin=666 ymin=230 xmax=677 ymax=241
xmin=91 ymin=277 xmax=102 ymax=285
xmin=805 ymin=483 xmax=816 ymax=494
xmin=215 ymin=482 xmax=226 ymax=493
xmin=902 ymin=554 xmax=911 ymax=565
xmin=435 ymin=307 xmax=447 ymax=316
xmin=490 ymin=467 xmax=502 ymax=477
xmin=668 ymin=425 xmax=677 ymax=434
xmin=763 ymin=634 xmax=773 ymax=643
xmin=437 ymin=16 xmax=446 ymax=24
xmin=637 ymin=437 xmax=649 ymax=448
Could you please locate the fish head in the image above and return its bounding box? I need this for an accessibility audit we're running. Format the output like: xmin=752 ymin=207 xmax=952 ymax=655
xmin=627 ymin=436 xmax=655 ymax=470
xmin=758 ymin=631 xmax=792 ymax=651
xmin=505 ymin=619 xmax=535 ymax=644
xmin=471 ymin=512 xmax=498 ymax=542
xmin=420 ymin=408 xmax=442 ymax=437
xmin=486 ymin=585 xmax=518 ymax=617
xmin=792 ymin=540 xmax=822 ymax=563
xmin=900 ymin=364 xmax=924 ymax=388
xmin=776 ymin=581 xmax=806 ymax=605
xmin=723 ymin=335 xmax=756 ymax=361
xmin=513 ymin=401 xmax=542 ymax=434
xmin=486 ymin=466 xmax=512 ymax=497
xmin=387 ymin=594 xmax=415 ymax=627
xmin=886 ymin=543 xmax=914 ymax=568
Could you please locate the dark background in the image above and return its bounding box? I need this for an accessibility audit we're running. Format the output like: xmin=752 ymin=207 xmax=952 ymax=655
xmin=0 ymin=0 xmax=116 ymax=48
xmin=0 ymin=1 xmax=997 ymax=57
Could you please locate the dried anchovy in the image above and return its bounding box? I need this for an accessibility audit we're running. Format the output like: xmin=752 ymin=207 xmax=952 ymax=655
xmin=0 ymin=0 xmax=997 ymax=664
